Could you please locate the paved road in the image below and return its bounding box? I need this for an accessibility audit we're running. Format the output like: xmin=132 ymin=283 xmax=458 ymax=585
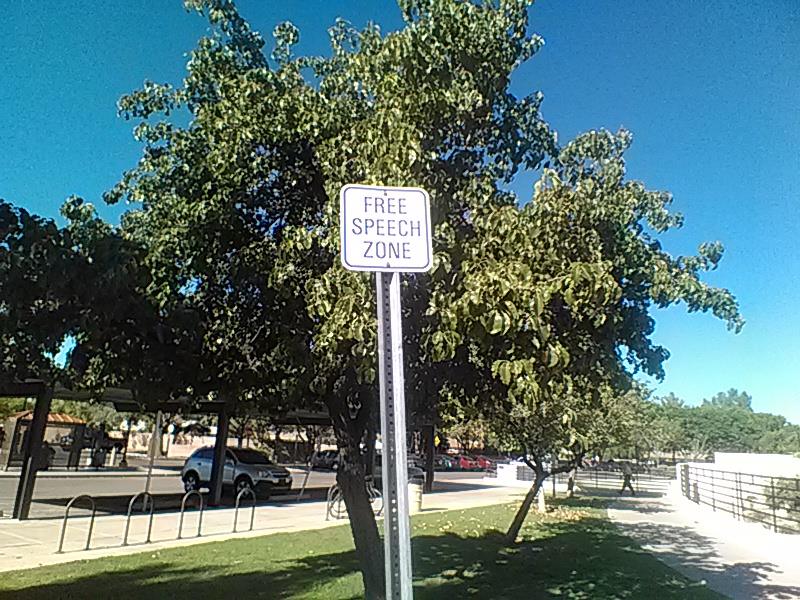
xmin=0 ymin=466 xmax=482 ymax=519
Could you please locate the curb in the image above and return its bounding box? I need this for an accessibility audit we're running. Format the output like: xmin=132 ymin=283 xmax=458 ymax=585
xmin=0 ymin=471 xmax=177 ymax=479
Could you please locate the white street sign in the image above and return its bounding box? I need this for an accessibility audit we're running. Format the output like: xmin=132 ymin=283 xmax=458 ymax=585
xmin=340 ymin=184 xmax=432 ymax=273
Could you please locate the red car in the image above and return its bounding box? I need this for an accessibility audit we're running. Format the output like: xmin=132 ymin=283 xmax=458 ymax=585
xmin=453 ymin=455 xmax=480 ymax=470
xmin=473 ymin=455 xmax=495 ymax=470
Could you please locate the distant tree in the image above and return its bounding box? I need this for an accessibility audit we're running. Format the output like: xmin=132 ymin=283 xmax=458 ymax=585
xmin=604 ymin=388 xmax=659 ymax=461
xmin=652 ymin=394 xmax=690 ymax=462
xmin=704 ymin=388 xmax=752 ymax=410
xmin=49 ymin=399 xmax=125 ymax=429
xmin=439 ymin=401 xmax=490 ymax=453
xmin=649 ymin=389 xmax=799 ymax=457
xmin=0 ymin=398 xmax=30 ymax=420
xmin=757 ymin=425 xmax=800 ymax=455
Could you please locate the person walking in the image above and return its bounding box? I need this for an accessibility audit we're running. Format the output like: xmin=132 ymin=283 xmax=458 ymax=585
xmin=619 ymin=461 xmax=636 ymax=496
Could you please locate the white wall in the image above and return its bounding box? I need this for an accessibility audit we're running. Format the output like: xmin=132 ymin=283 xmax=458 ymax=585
xmin=713 ymin=452 xmax=800 ymax=477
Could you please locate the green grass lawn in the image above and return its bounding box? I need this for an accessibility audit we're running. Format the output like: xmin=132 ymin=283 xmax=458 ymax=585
xmin=0 ymin=497 xmax=719 ymax=599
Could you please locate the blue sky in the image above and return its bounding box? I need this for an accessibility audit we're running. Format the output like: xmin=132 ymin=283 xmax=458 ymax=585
xmin=2 ymin=1 xmax=798 ymax=421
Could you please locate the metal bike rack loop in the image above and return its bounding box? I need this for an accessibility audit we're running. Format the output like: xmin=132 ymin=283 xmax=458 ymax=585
xmin=325 ymin=483 xmax=342 ymax=521
xmin=233 ymin=488 xmax=256 ymax=533
xmin=367 ymin=479 xmax=383 ymax=517
xmin=122 ymin=492 xmax=155 ymax=546
xmin=57 ymin=494 xmax=96 ymax=553
xmin=326 ymin=482 xmax=381 ymax=521
xmin=177 ymin=490 xmax=205 ymax=539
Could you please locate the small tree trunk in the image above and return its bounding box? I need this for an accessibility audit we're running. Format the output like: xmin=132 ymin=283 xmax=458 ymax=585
xmin=567 ymin=467 xmax=577 ymax=498
xmin=505 ymin=475 xmax=546 ymax=544
xmin=337 ymin=452 xmax=385 ymax=599
xmin=273 ymin=426 xmax=283 ymax=462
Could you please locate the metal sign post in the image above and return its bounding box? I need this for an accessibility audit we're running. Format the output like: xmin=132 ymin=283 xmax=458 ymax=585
xmin=376 ymin=270 xmax=413 ymax=599
xmin=340 ymin=184 xmax=432 ymax=600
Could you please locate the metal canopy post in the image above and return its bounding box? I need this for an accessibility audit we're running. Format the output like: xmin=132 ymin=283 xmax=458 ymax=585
xmin=13 ymin=388 xmax=52 ymax=520
xmin=423 ymin=424 xmax=435 ymax=493
xmin=209 ymin=409 xmax=229 ymax=506
xmin=376 ymin=271 xmax=413 ymax=600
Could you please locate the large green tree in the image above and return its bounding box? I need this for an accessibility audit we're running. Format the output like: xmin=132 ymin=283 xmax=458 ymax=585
xmin=108 ymin=1 xmax=555 ymax=595
xmin=0 ymin=200 xmax=77 ymax=384
xmin=432 ymin=127 xmax=742 ymax=541
xmin=59 ymin=197 xmax=207 ymax=407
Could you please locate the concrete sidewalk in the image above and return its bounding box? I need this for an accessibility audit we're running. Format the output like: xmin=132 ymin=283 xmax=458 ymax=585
xmin=608 ymin=485 xmax=800 ymax=599
xmin=0 ymin=479 xmax=524 ymax=574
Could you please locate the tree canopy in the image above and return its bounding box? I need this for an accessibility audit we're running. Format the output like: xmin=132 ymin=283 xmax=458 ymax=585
xmin=0 ymin=200 xmax=77 ymax=383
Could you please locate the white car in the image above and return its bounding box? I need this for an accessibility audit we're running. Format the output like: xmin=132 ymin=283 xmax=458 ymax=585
xmin=181 ymin=446 xmax=292 ymax=499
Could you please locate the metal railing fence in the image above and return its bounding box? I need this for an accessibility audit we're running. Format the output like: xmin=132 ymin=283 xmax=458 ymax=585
xmin=680 ymin=464 xmax=800 ymax=534
xmin=574 ymin=466 xmax=673 ymax=495
xmin=509 ymin=463 xmax=673 ymax=495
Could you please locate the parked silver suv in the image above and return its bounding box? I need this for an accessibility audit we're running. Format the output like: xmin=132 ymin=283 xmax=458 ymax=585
xmin=181 ymin=446 xmax=292 ymax=499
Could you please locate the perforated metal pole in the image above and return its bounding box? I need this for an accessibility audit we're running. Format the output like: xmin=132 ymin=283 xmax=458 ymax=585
xmin=376 ymin=271 xmax=413 ymax=600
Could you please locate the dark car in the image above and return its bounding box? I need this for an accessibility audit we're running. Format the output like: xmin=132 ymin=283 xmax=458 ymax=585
xmin=434 ymin=454 xmax=456 ymax=470
xmin=310 ymin=449 xmax=340 ymax=470
xmin=374 ymin=454 xmax=425 ymax=485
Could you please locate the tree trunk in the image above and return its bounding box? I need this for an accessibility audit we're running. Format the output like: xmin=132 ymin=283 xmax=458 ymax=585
xmin=327 ymin=384 xmax=385 ymax=599
xmin=505 ymin=475 xmax=546 ymax=544
xmin=567 ymin=467 xmax=577 ymax=498
xmin=337 ymin=459 xmax=385 ymax=599
xmin=274 ymin=426 xmax=282 ymax=459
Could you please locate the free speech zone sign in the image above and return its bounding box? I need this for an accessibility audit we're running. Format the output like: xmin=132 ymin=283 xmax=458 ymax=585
xmin=339 ymin=184 xmax=433 ymax=273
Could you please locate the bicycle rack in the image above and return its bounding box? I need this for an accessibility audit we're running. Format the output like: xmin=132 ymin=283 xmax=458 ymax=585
xmin=326 ymin=484 xmax=342 ymax=521
xmin=326 ymin=481 xmax=381 ymax=521
xmin=122 ymin=492 xmax=155 ymax=546
xmin=177 ymin=490 xmax=205 ymax=539
xmin=367 ymin=480 xmax=383 ymax=517
xmin=233 ymin=488 xmax=256 ymax=533
xmin=56 ymin=495 xmax=96 ymax=553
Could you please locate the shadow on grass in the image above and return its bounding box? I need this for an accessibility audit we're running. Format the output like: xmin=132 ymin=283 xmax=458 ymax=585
xmin=3 ymin=497 xmax=795 ymax=600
